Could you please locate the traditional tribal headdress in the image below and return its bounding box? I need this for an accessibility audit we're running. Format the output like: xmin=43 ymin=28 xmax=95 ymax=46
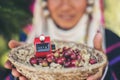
xmin=32 ymin=0 xmax=104 ymax=24
xmin=28 ymin=0 xmax=105 ymax=48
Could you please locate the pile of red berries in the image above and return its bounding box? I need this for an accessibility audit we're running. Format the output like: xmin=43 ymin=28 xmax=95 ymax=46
xmin=30 ymin=47 xmax=97 ymax=68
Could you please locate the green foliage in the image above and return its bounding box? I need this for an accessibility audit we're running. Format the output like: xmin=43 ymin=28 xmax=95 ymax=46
xmin=0 ymin=51 xmax=8 ymax=67
xmin=0 ymin=0 xmax=33 ymax=67
xmin=0 ymin=0 xmax=32 ymax=41
xmin=0 ymin=35 xmax=8 ymax=67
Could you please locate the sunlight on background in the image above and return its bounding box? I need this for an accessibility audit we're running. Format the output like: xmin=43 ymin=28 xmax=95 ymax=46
xmin=105 ymin=0 xmax=120 ymax=36
xmin=0 ymin=36 xmax=8 ymax=66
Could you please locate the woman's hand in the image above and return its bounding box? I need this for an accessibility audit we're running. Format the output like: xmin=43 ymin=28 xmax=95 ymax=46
xmin=87 ymin=31 xmax=107 ymax=80
xmin=4 ymin=40 xmax=28 ymax=80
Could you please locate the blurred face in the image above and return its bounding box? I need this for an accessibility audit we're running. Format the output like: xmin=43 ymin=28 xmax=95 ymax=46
xmin=47 ymin=0 xmax=87 ymax=29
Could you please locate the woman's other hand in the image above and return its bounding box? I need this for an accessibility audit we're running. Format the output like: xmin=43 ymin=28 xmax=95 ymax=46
xmin=87 ymin=31 xmax=107 ymax=80
xmin=4 ymin=40 xmax=28 ymax=80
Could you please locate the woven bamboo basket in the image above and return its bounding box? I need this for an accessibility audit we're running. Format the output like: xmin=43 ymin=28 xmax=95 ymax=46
xmin=8 ymin=40 xmax=107 ymax=80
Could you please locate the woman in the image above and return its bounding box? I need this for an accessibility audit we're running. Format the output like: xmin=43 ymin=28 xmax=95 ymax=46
xmin=4 ymin=0 xmax=120 ymax=80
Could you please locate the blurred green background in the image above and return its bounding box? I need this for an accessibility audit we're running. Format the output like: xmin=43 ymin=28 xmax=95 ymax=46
xmin=0 ymin=0 xmax=32 ymax=67
xmin=104 ymin=0 xmax=120 ymax=37
xmin=0 ymin=0 xmax=120 ymax=67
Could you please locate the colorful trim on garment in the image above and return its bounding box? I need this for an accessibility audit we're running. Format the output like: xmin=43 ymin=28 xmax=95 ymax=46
xmin=106 ymin=42 xmax=120 ymax=54
xmin=110 ymin=56 xmax=120 ymax=65
xmin=106 ymin=42 xmax=120 ymax=65
xmin=5 ymin=73 xmax=14 ymax=80
xmin=106 ymin=42 xmax=120 ymax=80
xmin=112 ymin=72 xmax=118 ymax=80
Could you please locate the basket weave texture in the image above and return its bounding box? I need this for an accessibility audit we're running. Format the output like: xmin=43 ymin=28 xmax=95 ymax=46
xmin=8 ymin=40 xmax=107 ymax=80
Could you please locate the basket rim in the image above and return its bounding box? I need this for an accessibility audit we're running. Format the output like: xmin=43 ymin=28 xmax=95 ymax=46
xmin=8 ymin=40 xmax=108 ymax=74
